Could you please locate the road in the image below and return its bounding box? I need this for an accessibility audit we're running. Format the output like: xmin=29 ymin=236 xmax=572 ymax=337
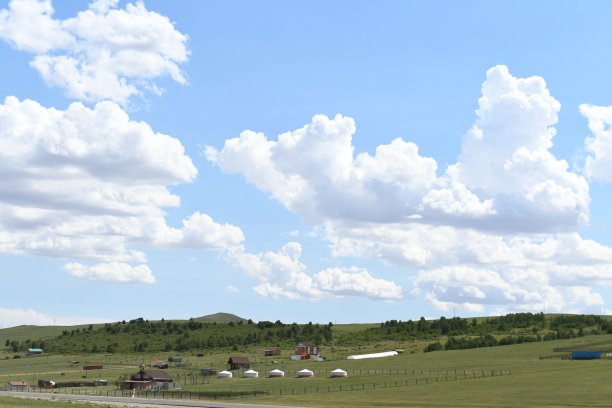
xmin=0 ymin=391 xmax=305 ymax=408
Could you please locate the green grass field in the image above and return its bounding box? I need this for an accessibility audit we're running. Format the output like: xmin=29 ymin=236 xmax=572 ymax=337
xmin=1 ymin=334 xmax=612 ymax=407
xmin=0 ymin=396 xmax=119 ymax=408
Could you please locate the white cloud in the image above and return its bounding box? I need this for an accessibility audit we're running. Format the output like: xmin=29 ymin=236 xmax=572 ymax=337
xmin=64 ymin=262 xmax=155 ymax=284
xmin=225 ymin=242 xmax=403 ymax=300
xmin=208 ymin=66 xmax=588 ymax=233
xmin=0 ymin=96 xmax=243 ymax=282
xmin=207 ymin=115 xmax=439 ymax=224
xmin=0 ymin=0 xmax=188 ymax=105
xmin=445 ymin=65 xmax=589 ymax=232
xmin=226 ymin=285 xmax=239 ymax=294
xmin=0 ymin=307 xmax=109 ymax=328
xmin=0 ymin=0 xmax=73 ymax=53
xmin=330 ymin=222 xmax=612 ymax=313
xmin=580 ymin=103 xmax=612 ymax=182
xmin=209 ymin=65 xmax=611 ymax=313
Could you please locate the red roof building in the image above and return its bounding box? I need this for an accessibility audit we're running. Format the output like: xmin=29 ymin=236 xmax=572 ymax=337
xmin=6 ymin=380 xmax=28 ymax=391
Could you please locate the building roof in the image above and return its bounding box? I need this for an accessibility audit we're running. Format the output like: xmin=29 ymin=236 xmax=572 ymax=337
xmin=298 ymin=341 xmax=316 ymax=347
xmin=228 ymin=356 xmax=250 ymax=364
xmin=147 ymin=370 xmax=172 ymax=380
xmin=8 ymin=381 xmax=27 ymax=386
xmin=131 ymin=370 xmax=172 ymax=382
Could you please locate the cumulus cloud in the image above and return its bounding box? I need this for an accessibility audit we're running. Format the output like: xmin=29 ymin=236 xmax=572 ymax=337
xmin=207 ymin=66 xmax=588 ymax=234
xmin=0 ymin=0 xmax=188 ymax=105
xmin=225 ymin=242 xmax=403 ymax=300
xmin=580 ymin=103 xmax=612 ymax=182
xmin=206 ymin=115 xmax=439 ymax=224
xmin=446 ymin=65 xmax=589 ymax=232
xmin=208 ymin=65 xmax=612 ymax=314
xmin=328 ymin=223 xmax=612 ymax=313
xmin=0 ymin=96 xmax=243 ymax=282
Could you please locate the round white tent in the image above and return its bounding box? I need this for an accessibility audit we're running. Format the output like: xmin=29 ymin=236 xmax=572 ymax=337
xmin=268 ymin=369 xmax=285 ymax=378
xmin=244 ymin=369 xmax=259 ymax=378
xmin=297 ymin=368 xmax=314 ymax=378
xmin=330 ymin=368 xmax=348 ymax=378
xmin=217 ymin=370 xmax=233 ymax=378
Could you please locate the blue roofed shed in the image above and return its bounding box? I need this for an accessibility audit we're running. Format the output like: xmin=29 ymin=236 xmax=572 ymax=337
xmin=571 ymin=351 xmax=601 ymax=360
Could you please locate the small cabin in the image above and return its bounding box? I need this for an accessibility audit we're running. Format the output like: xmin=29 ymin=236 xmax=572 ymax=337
xmin=122 ymin=369 xmax=177 ymax=391
xmin=227 ymin=356 xmax=250 ymax=370
xmin=6 ymin=380 xmax=28 ymax=391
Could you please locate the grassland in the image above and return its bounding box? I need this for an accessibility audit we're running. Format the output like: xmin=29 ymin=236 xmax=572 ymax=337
xmin=0 ymin=396 xmax=119 ymax=408
xmin=1 ymin=334 xmax=612 ymax=407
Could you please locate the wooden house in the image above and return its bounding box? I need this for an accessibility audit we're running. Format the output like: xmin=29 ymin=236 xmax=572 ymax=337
xmin=227 ymin=356 xmax=250 ymax=370
xmin=122 ymin=369 xmax=177 ymax=391
xmin=5 ymin=380 xmax=28 ymax=391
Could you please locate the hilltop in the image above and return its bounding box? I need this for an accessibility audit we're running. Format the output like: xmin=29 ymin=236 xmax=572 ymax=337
xmin=192 ymin=312 xmax=246 ymax=323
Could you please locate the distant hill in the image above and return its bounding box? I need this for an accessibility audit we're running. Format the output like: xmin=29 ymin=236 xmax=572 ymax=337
xmin=192 ymin=312 xmax=247 ymax=323
xmin=0 ymin=312 xmax=247 ymax=347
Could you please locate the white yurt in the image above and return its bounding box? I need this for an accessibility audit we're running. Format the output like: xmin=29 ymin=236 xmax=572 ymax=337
xmin=217 ymin=370 xmax=233 ymax=378
xmin=244 ymin=369 xmax=259 ymax=378
xmin=297 ymin=368 xmax=314 ymax=378
xmin=330 ymin=368 xmax=348 ymax=378
xmin=268 ymin=369 xmax=285 ymax=378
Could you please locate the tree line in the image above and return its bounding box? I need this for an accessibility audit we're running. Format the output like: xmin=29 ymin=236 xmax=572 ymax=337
xmin=4 ymin=313 xmax=610 ymax=354
xmin=4 ymin=318 xmax=334 ymax=354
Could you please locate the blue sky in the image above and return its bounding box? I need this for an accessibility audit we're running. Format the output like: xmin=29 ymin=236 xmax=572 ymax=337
xmin=1 ymin=0 xmax=612 ymax=328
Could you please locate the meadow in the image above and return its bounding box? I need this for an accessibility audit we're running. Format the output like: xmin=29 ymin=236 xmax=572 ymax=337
xmin=1 ymin=333 xmax=612 ymax=407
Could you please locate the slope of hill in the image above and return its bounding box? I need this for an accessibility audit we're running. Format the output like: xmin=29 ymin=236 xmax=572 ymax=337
xmin=0 ymin=312 xmax=246 ymax=350
xmin=0 ymin=324 xmax=98 ymax=349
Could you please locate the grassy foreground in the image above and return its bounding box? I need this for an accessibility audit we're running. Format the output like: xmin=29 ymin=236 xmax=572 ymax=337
xmin=1 ymin=334 xmax=612 ymax=407
xmin=199 ymin=335 xmax=612 ymax=407
xmin=0 ymin=396 xmax=119 ymax=408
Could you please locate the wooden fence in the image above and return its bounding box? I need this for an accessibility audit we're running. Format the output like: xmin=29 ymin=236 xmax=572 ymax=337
xmin=4 ymin=369 xmax=511 ymax=401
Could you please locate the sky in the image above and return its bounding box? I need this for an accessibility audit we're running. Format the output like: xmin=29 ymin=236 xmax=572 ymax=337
xmin=1 ymin=0 xmax=612 ymax=328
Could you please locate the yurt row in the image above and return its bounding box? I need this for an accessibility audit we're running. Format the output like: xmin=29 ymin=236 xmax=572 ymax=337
xmin=217 ymin=368 xmax=348 ymax=378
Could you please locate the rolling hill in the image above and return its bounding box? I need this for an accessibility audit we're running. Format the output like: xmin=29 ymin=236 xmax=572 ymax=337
xmin=0 ymin=312 xmax=247 ymax=349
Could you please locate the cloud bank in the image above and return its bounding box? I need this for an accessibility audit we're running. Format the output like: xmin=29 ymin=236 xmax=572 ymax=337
xmin=0 ymin=96 xmax=243 ymax=283
xmin=208 ymin=65 xmax=612 ymax=313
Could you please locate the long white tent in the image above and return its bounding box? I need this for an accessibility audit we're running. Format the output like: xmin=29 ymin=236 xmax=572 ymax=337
xmin=346 ymin=351 xmax=398 ymax=360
